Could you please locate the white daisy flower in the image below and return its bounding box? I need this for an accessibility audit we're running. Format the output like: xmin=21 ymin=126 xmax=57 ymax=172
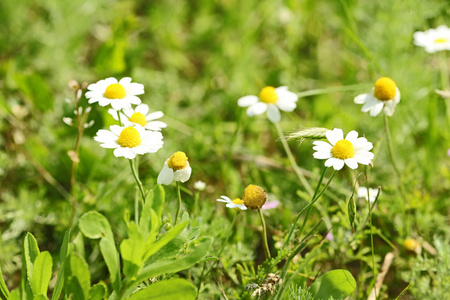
xmin=357 ymin=187 xmax=380 ymax=204
xmin=354 ymin=77 xmax=401 ymax=117
xmin=313 ymin=128 xmax=374 ymax=170
xmin=108 ymin=103 xmax=167 ymax=131
xmin=194 ymin=181 xmax=206 ymax=191
xmin=157 ymin=151 xmax=192 ymax=185
xmin=216 ymin=195 xmax=247 ymax=210
xmin=86 ymin=77 xmax=144 ymax=110
xmin=413 ymin=25 xmax=450 ymax=53
xmin=237 ymin=86 xmax=298 ymax=123
xmin=94 ymin=125 xmax=163 ymax=159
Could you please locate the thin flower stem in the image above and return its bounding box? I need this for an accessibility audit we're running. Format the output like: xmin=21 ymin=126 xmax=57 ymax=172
xmin=174 ymin=182 xmax=182 ymax=225
xmin=283 ymin=167 xmax=327 ymax=249
xmin=369 ymin=202 xmax=377 ymax=299
xmin=258 ymin=208 xmax=271 ymax=260
xmin=439 ymin=52 xmax=450 ymax=124
xmin=129 ymin=159 xmax=146 ymax=222
xmin=274 ymin=122 xmax=314 ymax=196
xmin=296 ymin=84 xmax=370 ymax=98
xmin=134 ymin=156 xmax=140 ymax=224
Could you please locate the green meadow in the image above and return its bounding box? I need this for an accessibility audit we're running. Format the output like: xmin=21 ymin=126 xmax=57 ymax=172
xmin=0 ymin=0 xmax=449 ymax=299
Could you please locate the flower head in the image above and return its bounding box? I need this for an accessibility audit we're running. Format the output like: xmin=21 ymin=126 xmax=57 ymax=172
xmin=194 ymin=181 xmax=206 ymax=191
xmin=354 ymin=77 xmax=401 ymax=117
xmin=86 ymin=77 xmax=144 ymax=110
xmin=237 ymin=86 xmax=298 ymax=123
xmin=243 ymin=184 xmax=267 ymax=209
xmin=94 ymin=125 xmax=163 ymax=159
xmin=217 ymin=195 xmax=247 ymax=210
xmin=313 ymin=128 xmax=374 ymax=170
xmin=157 ymin=151 xmax=192 ymax=185
xmin=414 ymin=25 xmax=450 ymax=53
xmin=357 ymin=187 xmax=380 ymax=203
xmin=108 ymin=103 xmax=167 ymax=131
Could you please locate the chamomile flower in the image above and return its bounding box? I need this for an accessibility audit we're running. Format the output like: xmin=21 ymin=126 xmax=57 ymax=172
xmin=313 ymin=128 xmax=374 ymax=170
xmin=94 ymin=125 xmax=163 ymax=159
xmin=86 ymin=77 xmax=144 ymax=110
xmin=357 ymin=187 xmax=380 ymax=204
xmin=108 ymin=103 xmax=167 ymax=131
xmin=217 ymin=195 xmax=247 ymax=210
xmin=413 ymin=25 xmax=450 ymax=53
xmin=157 ymin=151 xmax=192 ymax=185
xmin=237 ymin=86 xmax=298 ymax=123
xmin=354 ymin=77 xmax=401 ymax=117
xmin=243 ymin=184 xmax=268 ymax=209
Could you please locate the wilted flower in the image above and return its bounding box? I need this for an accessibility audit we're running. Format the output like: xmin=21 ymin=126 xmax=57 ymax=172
xmin=243 ymin=184 xmax=268 ymax=209
xmin=157 ymin=151 xmax=192 ymax=185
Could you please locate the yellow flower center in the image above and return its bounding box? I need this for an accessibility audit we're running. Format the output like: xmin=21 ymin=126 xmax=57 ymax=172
xmin=117 ymin=127 xmax=141 ymax=148
xmin=331 ymin=140 xmax=355 ymax=160
xmin=129 ymin=112 xmax=147 ymax=126
xmin=259 ymin=86 xmax=278 ymax=104
xmin=373 ymin=77 xmax=397 ymax=101
xmin=232 ymin=198 xmax=244 ymax=205
xmin=104 ymin=83 xmax=126 ymax=99
xmin=168 ymin=151 xmax=188 ymax=171
xmin=434 ymin=38 xmax=447 ymax=43
xmin=243 ymin=184 xmax=267 ymax=209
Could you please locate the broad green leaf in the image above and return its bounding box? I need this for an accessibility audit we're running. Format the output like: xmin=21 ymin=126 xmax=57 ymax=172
xmin=79 ymin=211 xmax=113 ymax=240
xmin=31 ymin=251 xmax=52 ymax=297
xmin=127 ymin=279 xmax=197 ymax=300
xmin=143 ymin=221 xmax=188 ymax=261
xmin=24 ymin=233 xmax=40 ymax=282
xmin=88 ymin=283 xmax=106 ymax=300
xmin=65 ymin=254 xmax=90 ymax=300
xmin=310 ymin=269 xmax=356 ymax=300
xmin=14 ymin=73 xmax=54 ymax=112
xmin=99 ymin=237 xmax=121 ymax=293
xmin=8 ymin=289 xmax=20 ymax=300
xmin=120 ymin=222 xmax=145 ymax=279
xmin=51 ymin=229 xmax=71 ymax=300
xmin=152 ymin=185 xmax=165 ymax=218
xmin=181 ymin=212 xmax=189 ymax=223
xmin=0 ymin=266 xmax=9 ymax=300
xmin=32 ymin=295 xmax=47 ymax=300
xmin=187 ymin=227 xmax=200 ymax=241
xmin=348 ymin=195 xmax=356 ymax=232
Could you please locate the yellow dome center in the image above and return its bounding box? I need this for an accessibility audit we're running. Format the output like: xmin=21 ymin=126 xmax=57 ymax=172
xmin=243 ymin=184 xmax=267 ymax=209
xmin=331 ymin=139 xmax=354 ymax=160
xmin=129 ymin=112 xmax=147 ymax=126
xmin=104 ymin=83 xmax=126 ymax=99
xmin=259 ymin=86 xmax=278 ymax=104
xmin=232 ymin=198 xmax=244 ymax=205
xmin=373 ymin=77 xmax=397 ymax=101
xmin=168 ymin=151 xmax=188 ymax=171
xmin=117 ymin=127 xmax=141 ymax=148
xmin=434 ymin=38 xmax=447 ymax=43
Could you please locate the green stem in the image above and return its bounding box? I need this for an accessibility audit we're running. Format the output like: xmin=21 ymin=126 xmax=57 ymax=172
xmin=129 ymin=159 xmax=145 ymax=223
xmin=258 ymin=208 xmax=271 ymax=259
xmin=440 ymin=51 xmax=449 ymax=90
xmin=369 ymin=203 xmax=377 ymax=299
xmin=274 ymin=122 xmax=314 ymax=196
xmin=174 ymin=182 xmax=182 ymax=225
xmin=296 ymin=84 xmax=370 ymax=98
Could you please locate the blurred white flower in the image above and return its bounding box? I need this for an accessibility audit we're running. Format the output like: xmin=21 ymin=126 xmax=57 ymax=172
xmin=86 ymin=77 xmax=144 ymax=110
xmin=108 ymin=103 xmax=167 ymax=131
xmin=414 ymin=25 xmax=450 ymax=53
xmin=354 ymin=77 xmax=401 ymax=117
xmin=357 ymin=187 xmax=380 ymax=204
xmin=157 ymin=151 xmax=192 ymax=185
xmin=94 ymin=125 xmax=163 ymax=159
xmin=194 ymin=181 xmax=206 ymax=191
xmin=313 ymin=128 xmax=374 ymax=170
xmin=217 ymin=195 xmax=247 ymax=210
xmin=237 ymin=86 xmax=298 ymax=123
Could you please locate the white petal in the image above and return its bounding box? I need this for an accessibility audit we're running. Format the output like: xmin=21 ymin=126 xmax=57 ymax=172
xmin=276 ymin=97 xmax=297 ymax=112
xmin=157 ymin=164 xmax=174 ymax=185
xmin=127 ymin=83 xmax=145 ymax=95
xmin=246 ymin=102 xmax=267 ymax=116
xmin=135 ymin=104 xmax=149 ymax=115
xmin=313 ymin=141 xmax=332 ymax=148
xmin=313 ymin=150 xmax=332 ymax=159
xmin=354 ymin=93 xmax=372 ymax=104
xmin=326 ymin=129 xmax=344 ymax=145
xmin=128 ymin=95 xmax=142 ymax=105
xmin=275 ymin=87 xmax=298 ymax=103
xmin=174 ymin=165 xmax=192 ymax=183
xmin=119 ymin=77 xmax=132 ymax=85
xmin=266 ymin=105 xmax=281 ymax=123
xmin=238 ymin=95 xmax=259 ymax=107
xmin=369 ymin=102 xmax=384 ymax=117
xmin=94 ymin=130 xmax=117 ymax=143
xmin=332 ymin=159 xmax=345 ymax=170
xmin=345 ymin=130 xmax=358 ymax=143
xmin=109 ymin=125 xmax=123 ymax=136
xmin=217 ymin=196 xmax=232 ymax=203
xmin=344 ymin=158 xmax=358 ymax=169
xmin=146 ymin=111 xmax=164 ymax=120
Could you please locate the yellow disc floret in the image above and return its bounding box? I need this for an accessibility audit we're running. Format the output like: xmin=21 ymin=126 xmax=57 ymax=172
xmin=373 ymin=77 xmax=397 ymax=101
xmin=243 ymin=184 xmax=267 ymax=209
xmin=403 ymin=238 xmax=421 ymax=255
xmin=117 ymin=127 xmax=141 ymax=148
xmin=259 ymin=86 xmax=278 ymax=104
xmin=168 ymin=151 xmax=188 ymax=171
xmin=129 ymin=112 xmax=147 ymax=126
xmin=331 ymin=140 xmax=355 ymax=160
xmin=104 ymin=83 xmax=126 ymax=99
xmin=232 ymin=198 xmax=244 ymax=205
xmin=434 ymin=38 xmax=447 ymax=43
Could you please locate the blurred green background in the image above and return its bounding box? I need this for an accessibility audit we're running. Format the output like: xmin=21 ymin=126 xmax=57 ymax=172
xmin=0 ymin=0 xmax=449 ymax=298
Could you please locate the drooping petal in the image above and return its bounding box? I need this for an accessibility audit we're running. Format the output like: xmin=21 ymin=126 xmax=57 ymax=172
xmin=369 ymin=102 xmax=384 ymax=117
xmin=344 ymin=158 xmax=358 ymax=169
xmin=174 ymin=165 xmax=192 ymax=182
xmin=266 ymin=105 xmax=281 ymax=123
xmin=246 ymin=102 xmax=267 ymax=116
xmin=157 ymin=163 xmax=174 ymax=185
xmin=354 ymin=93 xmax=372 ymax=104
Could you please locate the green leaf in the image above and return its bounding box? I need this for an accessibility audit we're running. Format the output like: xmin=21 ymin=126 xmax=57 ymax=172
xmin=23 ymin=233 xmax=40 ymax=282
xmin=79 ymin=211 xmax=114 ymax=240
xmin=187 ymin=227 xmax=200 ymax=241
xmin=8 ymin=289 xmax=20 ymax=300
xmin=152 ymin=185 xmax=165 ymax=218
xmin=31 ymin=251 xmax=52 ymax=297
xmin=143 ymin=221 xmax=188 ymax=261
xmin=65 ymin=254 xmax=90 ymax=300
xmin=348 ymin=195 xmax=356 ymax=232
xmin=127 ymin=279 xmax=197 ymax=300
xmin=51 ymin=229 xmax=71 ymax=300
xmin=32 ymin=295 xmax=48 ymax=300
xmin=120 ymin=222 xmax=146 ymax=279
xmin=88 ymin=283 xmax=107 ymax=300
xmin=0 ymin=266 xmax=9 ymax=300
xmin=99 ymin=237 xmax=121 ymax=293
xmin=310 ymin=269 xmax=356 ymax=300
xmin=14 ymin=73 xmax=54 ymax=112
